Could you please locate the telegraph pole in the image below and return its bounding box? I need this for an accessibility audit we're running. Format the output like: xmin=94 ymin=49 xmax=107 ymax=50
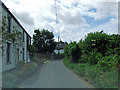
xmin=58 ymin=36 xmax=60 ymax=56
xmin=55 ymin=0 xmax=60 ymax=59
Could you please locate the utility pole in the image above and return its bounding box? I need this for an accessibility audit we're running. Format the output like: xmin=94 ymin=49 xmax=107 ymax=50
xmin=55 ymin=0 xmax=60 ymax=59
xmin=58 ymin=36 xmax=60 ymax=56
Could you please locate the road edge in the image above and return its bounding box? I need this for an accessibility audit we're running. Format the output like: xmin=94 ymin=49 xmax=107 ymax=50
xmin=61 ymin=60 xmax=95 ymax=88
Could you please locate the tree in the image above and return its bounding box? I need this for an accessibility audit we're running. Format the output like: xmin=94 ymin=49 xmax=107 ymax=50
xmin=64 ymin=41 xmax=82 ymax=63
xmin=33 ymin=29 xmax=57 ymax=53
xmin=83 ymin=31 xmax=110 ymax=55
xmin=28 ymin=45 xmax=36 ymax=55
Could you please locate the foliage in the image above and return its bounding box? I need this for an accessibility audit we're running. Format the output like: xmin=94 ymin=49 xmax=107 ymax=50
xmin=64 ymin=42 xmax=82 ymax=63
xmin=33 ymin=29 xmax=57 ymax=53
xmin=108 ymin=34 xmax=120 ymax=49
xmin=2 ymin=16 xmax=23 ymax=45
xmin=3 ymin=29 xmax=22 ymax=44
xmin=83 ymin=31 xmax=110 ymax=55
xmin=64 ymin=31 xmax=119 ymax=66
xmin=79 ymin=54 xmax=88 ymax=63
xmin=63 ymin=31 xmax=119 ymax=88
xmin=64 ymin=44 xmax=69 ymax=58
xmin=2 ymin=62 xmax=38 ymax=88
xmin=96 ymin=55 xmax=120 ymax=71
xmin=28 ymin=45 xmax=36 ymax=56
xmin=105 ymin=34 xmax=120 ymax=56
xmin=63 ymin=58 xmax=118 ymax=88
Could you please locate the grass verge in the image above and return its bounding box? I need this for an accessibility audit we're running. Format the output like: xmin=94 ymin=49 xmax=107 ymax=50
xmin=2 ymin=56 xmax=43 ymax=88
xmin=63 ymin=58 xmax=118 ymax=88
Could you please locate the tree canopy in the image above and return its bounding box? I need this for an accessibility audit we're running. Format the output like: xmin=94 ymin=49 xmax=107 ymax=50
xmin=33 ymin=29 xmax=57 ymax=53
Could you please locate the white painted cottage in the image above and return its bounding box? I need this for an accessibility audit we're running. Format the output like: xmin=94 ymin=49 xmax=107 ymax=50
xmin=54 ymin=42 xmax=67 ymax=54
xmin=0 ymin=1 xmax=31 ymax=72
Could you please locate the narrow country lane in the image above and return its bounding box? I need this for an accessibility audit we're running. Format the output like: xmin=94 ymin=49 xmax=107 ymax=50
xmin=19 ymin=60 xmax=92 ymax=88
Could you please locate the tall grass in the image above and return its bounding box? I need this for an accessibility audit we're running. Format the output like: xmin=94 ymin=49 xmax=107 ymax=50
xmin=63 ymin=58 xmax=118 ymax=88
xmin=2 ymin=62 xmax=38 ymax=88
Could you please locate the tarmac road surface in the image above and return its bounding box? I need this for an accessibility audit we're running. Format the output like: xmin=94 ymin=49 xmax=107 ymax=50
xmin=19 ymin=60 xmax=93 ymax=88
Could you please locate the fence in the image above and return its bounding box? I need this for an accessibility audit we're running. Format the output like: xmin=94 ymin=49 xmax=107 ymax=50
xmin=35 ymin=53 xmax=64 ymax=61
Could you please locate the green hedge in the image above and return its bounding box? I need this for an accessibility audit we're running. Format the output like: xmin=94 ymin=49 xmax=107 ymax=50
xmin=63 ymin=31 xmax=119 ymax=88
xmin=63 ymin=58 xmax=118 ymax=88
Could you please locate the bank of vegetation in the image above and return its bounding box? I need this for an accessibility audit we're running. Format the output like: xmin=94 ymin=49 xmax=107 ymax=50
xmin=63 ymin=31 xmax=120 ymax=88
xmin=2 ymin=55 xmax=42 ymax=88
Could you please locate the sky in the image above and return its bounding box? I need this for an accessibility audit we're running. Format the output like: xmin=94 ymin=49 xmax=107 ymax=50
xmin=1 ymin=0 xmax=119 ymax=42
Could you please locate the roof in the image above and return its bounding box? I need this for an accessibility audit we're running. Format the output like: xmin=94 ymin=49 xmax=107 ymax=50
xmin=1 ymin=1 xmax=31 ymax=38
xmin=56 ymin=42 xmax=67 ymax=49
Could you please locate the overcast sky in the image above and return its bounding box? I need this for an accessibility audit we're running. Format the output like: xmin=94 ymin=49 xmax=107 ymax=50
xmin=1 ymin=0 xmax=119 ymax=42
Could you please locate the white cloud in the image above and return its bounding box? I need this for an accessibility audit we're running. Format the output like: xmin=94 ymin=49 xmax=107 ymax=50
xmin=13 ymin=10 xmax=35 ymax=26
xmin=89 ymin=18 xmax=118 ymax=34
xmin=1 ymin=0 xmax=118 ymax=42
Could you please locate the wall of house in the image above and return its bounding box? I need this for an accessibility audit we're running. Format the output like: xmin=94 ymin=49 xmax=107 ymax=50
xmin=0 ymin=1 xmax=3 ymax=72
xmin=14 ymin=21 xmax=24 ymax=62
xmin=54 ymin=49 xmax=64 ymax=54
xmin=2 ymin=7 xmax=16 ymax=71
xmin=1 ymin=2 xmax=31 ymax=72
xmin=19 ymin=28 xmax=23 ymax=62
xmin=12 ymin=18 xmax=24 ymax=63
xmin=2 ymin=42 xmax=16 ymax=71
xmin=0 ymin=1 xmax=2 ymax=88
xmin=22 ymin=32 xmax=30 ymax=63
xmin=24 ymin=32 xmax=29 ymax=63
xmin=2 ymin=8 xmax=15 ymax=71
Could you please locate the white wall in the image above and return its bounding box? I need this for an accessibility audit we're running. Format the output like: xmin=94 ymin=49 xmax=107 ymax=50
xmin=54 ymin=49 xmax=64 ymax=54
xmin=1 ymin=2 xmax=31 ymax=71
xmin=2 ymin=5 xmax=16 ymax=71
xmin=24 ymin=32 xmax=27 ymax=62
xmin=0 ymin=1 xmax=2 ymax=88
xmin=24 ymin=32 xmax=30 ymax=63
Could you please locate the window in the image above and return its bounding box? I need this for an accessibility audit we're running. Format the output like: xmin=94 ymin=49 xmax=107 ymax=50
xmin=6 ymin=43 xmax=10 ymax=63
xmin=23 ymin=48 xmax=24 ymax=61
xmin=27 ymin=36 xmax=29 ymax=50
xmin=17 ymin=49 xmax=19 ymax=63
xmin=28 ymin=37 xmax=31 ymax=46
xmin=23 ymin=31 xmax=24 ymax=42
xmin=8 ymin=17 xmax=11 ymax=33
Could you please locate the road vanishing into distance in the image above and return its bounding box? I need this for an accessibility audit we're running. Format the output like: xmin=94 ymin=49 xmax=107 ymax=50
xmin=19 ymin=60 xmax=93 ymax=88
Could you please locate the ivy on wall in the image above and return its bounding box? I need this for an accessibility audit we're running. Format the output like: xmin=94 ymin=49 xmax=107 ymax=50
xmin=2 ymin=16 xmax=23 ymax=45
xmin=2 ymin=16 xmax=24 ymax=57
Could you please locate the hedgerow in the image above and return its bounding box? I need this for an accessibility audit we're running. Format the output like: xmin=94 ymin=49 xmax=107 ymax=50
xmin=64 ymin=31 xmax=119 ymax=88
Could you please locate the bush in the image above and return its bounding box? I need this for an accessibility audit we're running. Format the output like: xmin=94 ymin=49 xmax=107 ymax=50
xmin=70 ymin=44 xmax=82 ymax=63
xmin=64 ymin=45 xmax=69 ymax=58
xmin=108 ymin=34 xmax=120 ymax=49
xmin=88 ymin=52 xmax=97 ymax=66
xmin=80 ymin=54 xmax=89 ymax=63
xmin=114 ymin=47 xmax=120 ymax=55
xmin=63 ymin=31 xmax=119 ymax=88
xmin=28 ymin=45 xmax=37 ymax=56
xmin=96 ymin=55 xmax=119 ymax=71
xmin=83 ymin=31 xmax=110 ymax=55
xmin=95 ymin=53 xmax=103 ymax=61
xmin=64 ymin=58 xmax=118 ymax=88
xmin=87 ymin=52 xmax=103 ymax=66
xmin=64 ymin=42 xmax=82 ymax=63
